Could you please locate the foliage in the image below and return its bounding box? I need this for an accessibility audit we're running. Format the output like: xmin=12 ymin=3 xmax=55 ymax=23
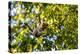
xmin=8 ymin=1 xmax=78 ymax=53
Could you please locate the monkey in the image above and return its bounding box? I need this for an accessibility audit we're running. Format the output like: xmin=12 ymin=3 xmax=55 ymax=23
xmin=24 ymin=20 xmax=48 ymax=37
xmin=31 ymin=20 xmax=48 ymax=37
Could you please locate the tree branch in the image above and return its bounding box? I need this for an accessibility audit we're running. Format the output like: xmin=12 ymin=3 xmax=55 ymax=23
xmin=25 ymin=23 xmax=33 ymax=32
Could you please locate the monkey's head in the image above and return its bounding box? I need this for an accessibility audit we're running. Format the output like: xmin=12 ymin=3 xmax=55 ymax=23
xmin=41 ymin=22 xmax=48 ymax=30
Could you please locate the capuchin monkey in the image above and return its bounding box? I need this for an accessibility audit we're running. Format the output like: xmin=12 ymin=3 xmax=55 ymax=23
xmin=24 ymin=20 xmax=48 ymax=37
